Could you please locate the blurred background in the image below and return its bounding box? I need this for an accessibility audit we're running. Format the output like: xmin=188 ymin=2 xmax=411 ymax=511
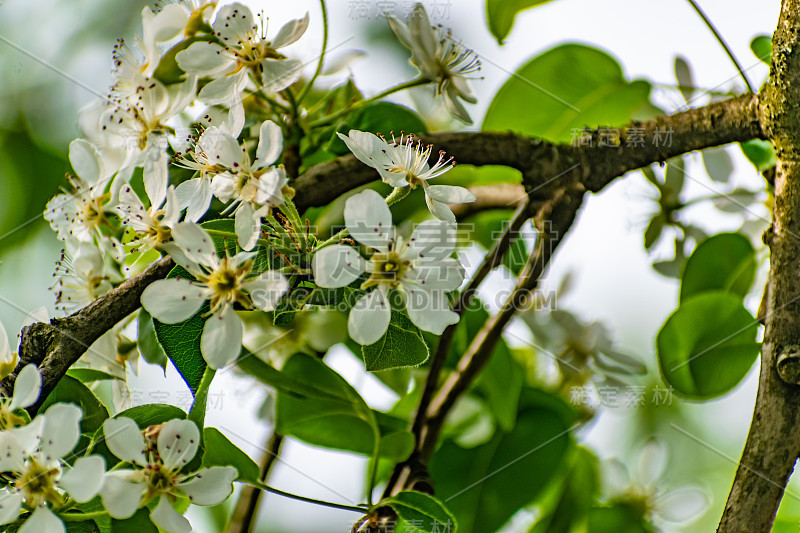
xmin=0 ymin=0 xmax=783 ymax=531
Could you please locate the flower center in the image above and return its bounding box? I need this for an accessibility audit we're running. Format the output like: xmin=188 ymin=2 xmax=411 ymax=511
xmin=206 ymin=257 xmax=255 ymax=313
xmin=80 ymin=195 xmax=110 ymax=229
xmin=16 ymin=458 xmax=61 ymax=507
xmin=363 ymin=251 xmax=409 ymax=289
xmin=0 ymin=401 xmax=26 ymax=431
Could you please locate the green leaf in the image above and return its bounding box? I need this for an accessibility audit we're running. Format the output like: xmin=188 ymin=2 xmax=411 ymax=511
xmin=40 ymin=376 xmax=109 ymax=435
xmin=643 ymin=214 xmax=665 ymax=250
xmin=674 ymin=56 xmax=694 ymax=104
xmin=362 ymin=310 xmax=430 ymax=371
xmin=588 ymin=502 xmax=653 ymax=533
xmin=751 ymin=34 xmax=772 ymax=65
xmin=701 ymin=146 xmax=734 ymax=183
xmin=202 ymin=427 xmax=260 ymax=482
xmin=237 ymin=350 xmax=349 ymax=401
xmin=153 ymin=35 xmax=216 ymax=85
xmin=476 ymin=338 xmax=522 ymax=431
xmin=276 ymin=353 xmax=379 ymax=455
xmin=384 ymin=491 xmax=458 ymax=533
xmin=470 ymin=210 xmax=528 ymax=274
xmin=657 ymin=292 xmax=760 ymax=399
xmin=66 ymin=368 xmax=121 ymax=383
xmin=429 ymin=389 xmax=576 ymax=533
xmin=483 ymin=44 xmax=651 ymax=143
xmin=138 ymin=308 xmax=168 ymax=371
xmin=740 ymin=139 xmax=776 ymax=171
xmin=486 ymin=0 xmax=556 ymax=44
xmin=188 ymin=367 xmax=215 ymax=429
xmin=680 ymin=233 xmax=756 ymax=302
xmin=329 ymin=102 xmax=428 ymax=155
xmin=153 ymin=293 xmax=209 ymax=394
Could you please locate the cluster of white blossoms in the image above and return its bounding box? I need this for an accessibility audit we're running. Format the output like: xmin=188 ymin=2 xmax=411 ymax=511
xmin=33 ymin=0 xmax=482 ymax=523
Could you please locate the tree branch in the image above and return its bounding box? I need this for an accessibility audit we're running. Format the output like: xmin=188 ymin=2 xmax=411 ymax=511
xmin=717 ymin=2 xmax=800 ymax=530
xmin=3 ymin=257 xmax=175 ymax=413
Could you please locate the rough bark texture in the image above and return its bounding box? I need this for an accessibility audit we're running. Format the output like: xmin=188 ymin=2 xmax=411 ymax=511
xmin=2 ymin=257 xmax=174 ymax=413
xmin=717 ymin=2 xmax=800 ymax=531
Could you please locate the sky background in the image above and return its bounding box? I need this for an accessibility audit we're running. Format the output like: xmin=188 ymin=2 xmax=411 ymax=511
xmin=0 ymin=0 xmax=784 ymax=531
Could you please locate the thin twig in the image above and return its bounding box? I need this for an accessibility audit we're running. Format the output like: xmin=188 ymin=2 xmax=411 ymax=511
xmin=226 ymin=432 xmax=284 ymax=533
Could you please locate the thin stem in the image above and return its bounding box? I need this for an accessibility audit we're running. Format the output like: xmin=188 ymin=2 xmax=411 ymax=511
xmin=316 ymin=228 xmax=349 ymax=250
xmin=248 ymin=480 xmax=369 ymax=513
xmin=685 ymin=0 xmax=755 ymax=92
xmin=226 ymin=432 xmax=284 ymax=533
xmin=59 ymin=510 xmax=109 ymax=522
xmin=297 ymin=0 xmax=329 ymax=106
xmin=385 ymin=186 xmax=411 ymax=206
xmin=309 ymin=78 xmax=430 ymax=127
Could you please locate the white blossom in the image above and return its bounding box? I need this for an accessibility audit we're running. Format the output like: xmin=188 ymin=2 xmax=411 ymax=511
xmin=0 ymin=404 xmax=106 ymax=533
xmin=0 ymin=363 xmax=41 ymax=432
xmin=44 ymin=139 xmax=115 ymax=243
xmin=337 ymin=130 xmax=475 ymax=222
xmin=101 ymin=417 xmax=238 ymax=533
xmin=387 ymin=3 xmax=481 ymax=123
xmin=176 ymin=121 xmax=286 ymax=250
xmin=52 ymin=241 xmax=113 ymax=313
xmin=176 ymin=2 xmax=308 ymax=104
xmin=117 ymin=183 xmax=182 ymax=253
xmin=312 ymin=189 xmax=464 ymax=345
xmin=141 ymin=222 xmax=289 ymax=368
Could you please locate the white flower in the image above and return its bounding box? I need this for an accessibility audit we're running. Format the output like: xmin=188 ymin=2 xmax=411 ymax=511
xmin=312 ymin=189 xmax=464 ymax=345
xmin=603 ymin=439 xmax=709 ymax=530
xmin=117 ymin=183 xmax=182 ymax=253
xmin=337 ymin=130 xmax=475 ymax=222
xmin=195 ymin=121 xmax=286 ymax=250
xmin=141 ymin=222 xmax=289 ymax=368
xmin=387 ymin=3 xmax=481 ymax=123
xmin=176 ymin=3 xmax=308 ymax=104
xmin=101 ymin=417 xmax=238 ymax=533
xmin=0 ymin=364 xmax=42 ymax=429
xmin=0 ymin=404 xmax=106 ymax=533
xmin=0 ymin=321 xmax=18 ymax=381
xmin=52 ymin=241 xmax=113 ymax=313
xmin=44 ymin=139 xmax=115 ymax=243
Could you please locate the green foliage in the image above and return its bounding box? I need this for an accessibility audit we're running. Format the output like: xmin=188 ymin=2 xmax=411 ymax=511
xmin=109 ymin=509 xmax=158 ymax=533
xmin=153 ymin=35 xmax=216 ymax=85
xmin=429 ymin=389 xmax=576 ymax=533
xmin=657 ymin=292 xmax=760 ymax=399
xmin=484 ymin=44 xmax=652 ymax=143
xmin=679 ymin=233 xmax=756 ymax=302
xmin=202 ymin=427 xmax=260 ymax=482
xmin=587 ymin=502 xmax=653 ymax=533
xmin=66 ymin=368 xmax=121 ymax=383
xmin=383 ymin=491 xmax=458 ymax=533
xmin=137 ymin=308 xmax=168 ymax=371
xmin=485 ymin=0 xmax=557 ymax=44
xmin=362 ymin=309 xmax=430 ymax=371
xmin=40 ymin=375 xmax=109 ymax=435
xmin=741 ymin=139 xmax=777 ymax=171
xmin=751 ymin=34 xmax=772 ymax=65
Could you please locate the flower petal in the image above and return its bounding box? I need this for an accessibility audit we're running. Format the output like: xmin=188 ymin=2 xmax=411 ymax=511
xmin=345 ymin=189 xmax=393 ymax=251
xmin=403 ymin=219 xmax=456 ymax=261
xmin=406 ymin=259 xmax=464 ymax=291
xmin=176 ymin=179 xmax=213 ymax=223
xmin=19 ymin=506 xmax=64 ymax=533
xmin=425 ymin=185 xmax=476 ymax=204
xmin=151 ymin=496 xmax=192 ymax=533
xmin=198 ymin=70 xmax=247 ymax=105
xmin=157 ymin=419 xmax=200 ymax=472
xmin=235 ymin=202 xmax=260 ymax=251
xmin=143 ymin=4 xmax=189 ymax=43
xmin=270 ymin=13 xmax=310 ymax=49
xmin=213 ymin=2 xmax=254 ymax=46
xmin=141 ymin=278 xmax=207 ymax=324
xmin=255 ymin=120 xmax=283 ymax=168
xmin=198 ymin=126 xmax=243 ymax=169
xmin=407 ymin=4 xmax=437 ymax=65
xmin=0 ymin=490 xmax=22 ymax=525
xmin=101 ymin=471 xmax=144 ymax=519
xmin=59 ymin=456 xmax=106 ymax=503
xmin=10 ymin=364 xmax=42 ymax=412
xmin=103 ymin=417 xmax=147 ymax=466
xmin=179 ymin=466 xmax=238 ymax=506
xmin=201 ymin=308 xmax=243 ymax=369
xmin=404 ymin=288 xmax=459 ymax=335
xmin=69 ymin=139 xmax=103 ymax=184
xmin=425 ymin=195 xmax=456 ymax=222
xmin=171 ymin=222 xmax=218 ymax=266
xmin=312 ymin=245 xmax=366 ymax=288
xmin=244 ymin=271 xmax=289 ymax=312
xmin=176 ymin=42 xmax=234 ymax=77
xmin=348 ymin=289 xmax=390 ymax=345
xmin=657 ymin=486 xmax=709 ymax=525
xmin=39 ymin=403 xmax=82 ymax=460
xmin=442 ymin=83 xmax=473 ymax=124
xmin=143 ymin=144 xmax=169 ymax=210
xmin=336 ymin=130 xmax=391 ymax=169
xmin=260 ymin=58 xmax=303 ymax=93
xmin=386 ymin=14 xmax=413 ymax=50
